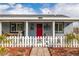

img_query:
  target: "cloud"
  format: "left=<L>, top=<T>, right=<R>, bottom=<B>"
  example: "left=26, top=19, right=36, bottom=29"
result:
left=1, top=3, right=79, bottom=18
left=0, top=4, right=36, bottom=14
left=0, top=4, right=10, bottom=14
left=40, top=3, right=79, bottom=18
left=40, top=8, right=53, bottom=14
left=54, top=3, right=79, bottom=18
left=0, top=4, right=10, bottom=10
left=8, top=3, right=16, bottom=8
left=40, top=4, right=55, bottom=14
left=8, top=4, right=36, bottom=14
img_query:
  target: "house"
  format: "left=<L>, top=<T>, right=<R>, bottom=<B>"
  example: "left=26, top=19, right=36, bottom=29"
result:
left=0, top=14, right=79, bottom=47
left=0, top=14, right=78, bottom=36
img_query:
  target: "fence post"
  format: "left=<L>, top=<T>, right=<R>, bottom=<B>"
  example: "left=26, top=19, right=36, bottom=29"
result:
left=27, top=36, right=30, bottom=47
left=55, top=36, right=57, bottom=47
left=62, top=36, right=64, bottom=47
left=42, top=36, right=44, bottom=47
left=10, top=36, right=11, bottom=47
left=24, top=36, right=28, bottom=47
left=29, top=36, right=31, bottom=47
left=73, top=39, right=75, bottom=48
left=60, top=36, right=63, bottom=47
left=6, top=37, right=8, bottom=47
left=14, top=36, right=16, bottom=47
left=22, top=36, right=24, bottom=47
left=1, top=38, right=3, bottom=47
left=34, top=36, right=35, bottom=47
left=53, top=36, right=55, bottom=47
left=70, top=39, right=73, bottom=48
left=32, top=36, right=34, bottom=47
left=37, top=36, right=39, bottom=47
left=75, top=40, right=77, bottom=48
left=12, top=36, right=14, bottom=47
left=77, top=41, right=79, bottom=47
left=48, top=36, right=49, bottom=47
left=17, top=36, right=19, bottom=47
left=50, top=36, right=53, bottom=47
left=65, top=36, right=67, bottom=48
left=35, top=36, right=37, bottom=47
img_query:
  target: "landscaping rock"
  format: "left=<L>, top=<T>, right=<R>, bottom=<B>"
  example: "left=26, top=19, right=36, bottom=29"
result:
left=48, top=48, right=79, bottom=56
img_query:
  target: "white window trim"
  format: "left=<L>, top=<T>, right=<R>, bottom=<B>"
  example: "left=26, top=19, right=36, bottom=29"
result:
left=55, top=22, right=64, bottom=33
left=10, top=23, right=23, bottom=32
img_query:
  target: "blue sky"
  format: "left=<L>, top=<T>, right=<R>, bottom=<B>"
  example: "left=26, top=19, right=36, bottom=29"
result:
left=0, top=3, right=79, bottom=17
left=3, top=3, right=56, bottom=14
left=0, top=3, right=56, bottom=14
left=21, top=3, right=56, bottom=13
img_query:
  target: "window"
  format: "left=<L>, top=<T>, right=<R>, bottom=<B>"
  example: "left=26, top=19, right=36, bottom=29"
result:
left=55, top=22, right=64, bottom=33
left=10, top=23, right=16, bottom=32
left=10, top=23, right=23, bottom=32
left=44, top=24, right=50, bottom=31
left=30, top=23, right=34, bottom=30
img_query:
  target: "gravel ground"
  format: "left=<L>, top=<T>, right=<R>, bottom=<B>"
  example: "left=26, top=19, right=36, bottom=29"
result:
left=48, top=48, right=79, bottom=56
left=5, top=47, right=32, bottom=56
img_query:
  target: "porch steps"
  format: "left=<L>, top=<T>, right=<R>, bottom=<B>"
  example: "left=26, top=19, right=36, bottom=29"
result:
left=30, top=48, right=50, bottom=56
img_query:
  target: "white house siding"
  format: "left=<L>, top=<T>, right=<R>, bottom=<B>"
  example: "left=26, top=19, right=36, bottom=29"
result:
left=2, top=22, right=10, bottom=34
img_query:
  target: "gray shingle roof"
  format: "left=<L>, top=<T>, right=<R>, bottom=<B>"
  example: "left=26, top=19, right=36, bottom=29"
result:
left=0, top=14, right=69, bottom=18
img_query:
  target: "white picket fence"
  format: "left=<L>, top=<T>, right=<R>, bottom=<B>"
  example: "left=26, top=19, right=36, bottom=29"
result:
left=0, top=36, right=79, bottom=48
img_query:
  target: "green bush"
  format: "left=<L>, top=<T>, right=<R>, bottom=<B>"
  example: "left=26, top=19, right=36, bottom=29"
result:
left=0, top=47, right=8, bottom=55
left=65, top=33, right=75, bottom=44
left=0, top=35, right=13, bottom=44
left=65, top=33, right=79, bottom=44
left=0, top=35, right=6, bottom=42
left=0, top=35, right=13, bottom=55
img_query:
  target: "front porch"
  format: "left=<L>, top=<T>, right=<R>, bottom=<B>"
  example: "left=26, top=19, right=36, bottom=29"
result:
left=1, top=22, right=54, bottom=36
left=0, top=21, right=79, bottom=47
left=0, top=21, right=73, bottom=36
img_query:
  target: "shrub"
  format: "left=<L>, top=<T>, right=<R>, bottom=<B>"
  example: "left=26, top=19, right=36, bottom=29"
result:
left=0, top=47, right=8, bottom=55
left=0, top=35, right=6, bottom=42
left=65, top=33, right=75, bottom=44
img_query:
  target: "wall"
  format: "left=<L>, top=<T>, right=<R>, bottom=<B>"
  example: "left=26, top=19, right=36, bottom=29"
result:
left=2, top=22, right=25, bottom=35
left=55, top=22, right=73, bottom=36
left=28, top=23, right=36, bottom=36
left=2, top=22, right=74, bottom=36
left=28, top=22, right=52, bottom=36
left=2, top=22, right=10, bottom=34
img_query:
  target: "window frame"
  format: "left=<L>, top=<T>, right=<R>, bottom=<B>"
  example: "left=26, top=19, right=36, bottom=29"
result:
left=55, top=22, right=64, bottom=33
left=10, top=22, right=23, bottom=33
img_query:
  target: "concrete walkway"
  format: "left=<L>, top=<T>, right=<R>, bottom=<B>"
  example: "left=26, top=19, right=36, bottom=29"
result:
left=30, top=48, right=50, bottom=56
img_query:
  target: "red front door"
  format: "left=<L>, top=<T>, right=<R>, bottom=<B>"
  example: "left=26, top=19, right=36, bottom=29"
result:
left=36, top=24, right=42, bottom=36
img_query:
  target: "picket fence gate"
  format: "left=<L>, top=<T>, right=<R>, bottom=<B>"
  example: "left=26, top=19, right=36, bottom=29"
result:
left=0, top=36, right=79, bottom=48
